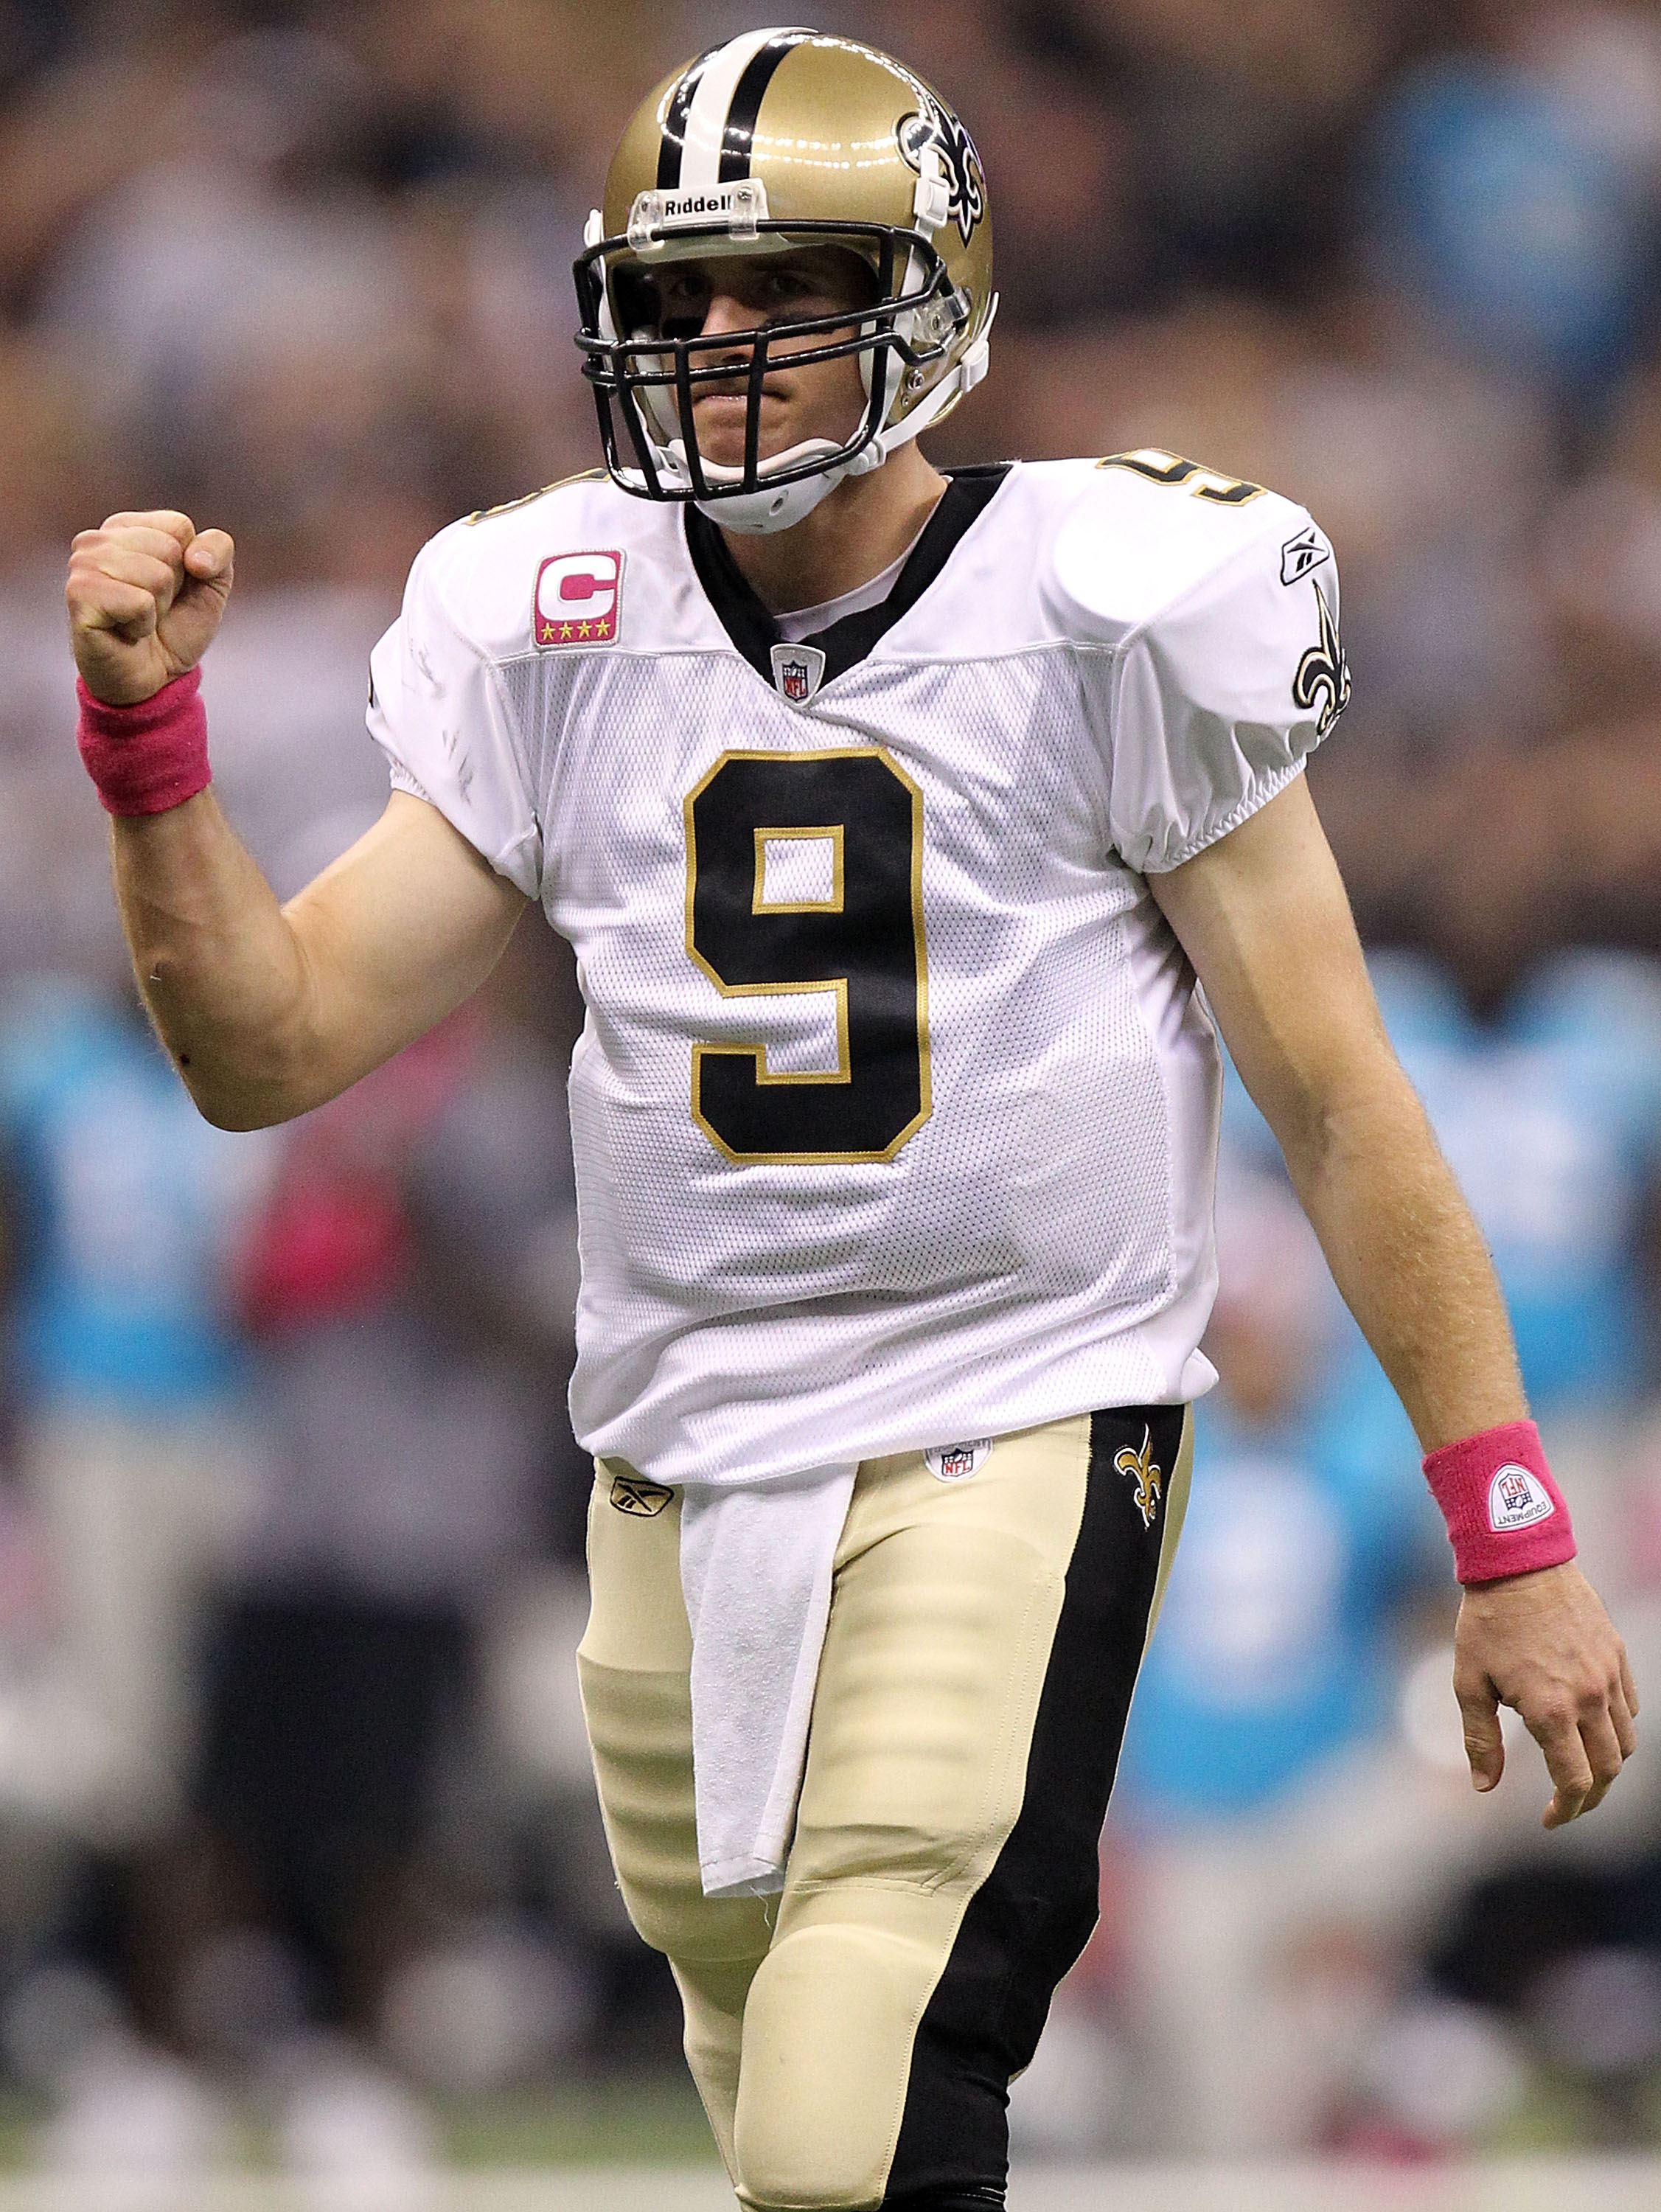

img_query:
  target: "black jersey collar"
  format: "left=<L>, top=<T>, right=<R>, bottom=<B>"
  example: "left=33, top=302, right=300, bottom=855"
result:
left=683, top=463, right=1012, bottom=691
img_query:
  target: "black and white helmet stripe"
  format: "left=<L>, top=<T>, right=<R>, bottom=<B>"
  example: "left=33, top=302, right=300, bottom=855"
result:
left=655, top=46, right=716, bottom=190
left=655, top=27, right=812, bottom=191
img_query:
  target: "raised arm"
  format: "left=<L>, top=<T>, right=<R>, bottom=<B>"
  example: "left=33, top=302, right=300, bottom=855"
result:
left=1150, top=773, right=1637, bottom=1825
left=67, top=510, right=526, bottom=1130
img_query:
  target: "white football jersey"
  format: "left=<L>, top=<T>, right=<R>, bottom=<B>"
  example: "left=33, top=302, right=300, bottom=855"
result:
left=366, top=455, right=1346, bottom=1488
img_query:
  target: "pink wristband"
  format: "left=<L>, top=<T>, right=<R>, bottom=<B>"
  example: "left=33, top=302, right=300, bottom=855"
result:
left=76, top=667, right=211, bottom=816
left=1422, top=1419, right=1576, bottom=1585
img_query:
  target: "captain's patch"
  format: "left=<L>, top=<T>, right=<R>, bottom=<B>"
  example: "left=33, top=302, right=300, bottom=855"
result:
left=536, top=549, right=623, bottom=649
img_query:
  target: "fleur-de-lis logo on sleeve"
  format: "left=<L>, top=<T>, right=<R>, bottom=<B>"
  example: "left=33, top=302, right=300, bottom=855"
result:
left=1292, top=582, right=1351, bottom=738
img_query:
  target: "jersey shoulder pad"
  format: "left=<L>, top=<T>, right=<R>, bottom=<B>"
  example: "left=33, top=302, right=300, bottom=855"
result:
left=1043, top=450, right=1320, bottom=647
left=411, top=473, right=666, bottom=663
left=462, top=467, right=610, bottom=529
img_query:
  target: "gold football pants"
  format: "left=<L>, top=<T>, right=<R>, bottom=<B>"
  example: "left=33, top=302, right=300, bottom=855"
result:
left=577, top=1405, right=1191, bottom=2212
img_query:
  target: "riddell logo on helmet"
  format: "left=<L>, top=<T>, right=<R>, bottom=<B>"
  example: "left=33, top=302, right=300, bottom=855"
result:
left=627, top=181, right=770, bottom=243
left=665, top=192, right=740, bottom=218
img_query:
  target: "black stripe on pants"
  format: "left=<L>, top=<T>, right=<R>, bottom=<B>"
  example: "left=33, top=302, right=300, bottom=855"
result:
left=880, top=1401, right=1185, bottom=2208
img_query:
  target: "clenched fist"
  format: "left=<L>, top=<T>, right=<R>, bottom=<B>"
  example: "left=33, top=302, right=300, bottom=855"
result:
left=66, top=510, right=234, bottom=706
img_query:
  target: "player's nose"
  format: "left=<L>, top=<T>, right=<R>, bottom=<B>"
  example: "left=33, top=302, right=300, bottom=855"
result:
left=699, top=290, right=759, bottom=341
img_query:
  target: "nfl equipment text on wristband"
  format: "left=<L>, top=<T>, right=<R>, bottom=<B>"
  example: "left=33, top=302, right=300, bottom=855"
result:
left=75, top=667, right=212, bottom=816
left=1422, top=1419, right=1576, bottom=1585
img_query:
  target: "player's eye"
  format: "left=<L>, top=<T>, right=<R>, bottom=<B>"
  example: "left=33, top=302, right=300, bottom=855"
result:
left=753, top=276, right=839, bottom=333
left=659, top=276, right=711, bottom=322
left=762, top=270, right=823, bottom=314
left=618, top=263, right=716, bottom=333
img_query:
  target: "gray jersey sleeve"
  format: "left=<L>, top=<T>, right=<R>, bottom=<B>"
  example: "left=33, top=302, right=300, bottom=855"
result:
left=1107, top=517, right=1345, bottom=876
left=366, top=524, right=544, bottom=897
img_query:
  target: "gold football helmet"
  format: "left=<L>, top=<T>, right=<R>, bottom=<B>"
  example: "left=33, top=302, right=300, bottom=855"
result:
left=574, top=27, right=997, bottom=532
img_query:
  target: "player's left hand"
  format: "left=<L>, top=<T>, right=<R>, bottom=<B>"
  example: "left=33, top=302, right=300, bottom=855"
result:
left=1454, top=1560, right=1637, bottom=1828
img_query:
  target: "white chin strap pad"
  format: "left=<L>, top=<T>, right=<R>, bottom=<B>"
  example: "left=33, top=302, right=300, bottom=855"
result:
left=681, top=437, right=856, bottom=535
left=699, top=472, right=846, bottom=535
left=679, top=296, right=1000, bottom=537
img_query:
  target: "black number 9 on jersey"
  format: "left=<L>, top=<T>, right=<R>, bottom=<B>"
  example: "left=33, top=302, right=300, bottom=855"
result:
left=683, top=749, right=931, bottom=1164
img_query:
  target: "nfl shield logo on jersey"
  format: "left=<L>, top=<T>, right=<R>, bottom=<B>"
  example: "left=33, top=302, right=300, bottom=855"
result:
left=769, top=641, right=826, bottom=705
left=924, top=1439, right=991, bottom=1483
left=534, top=550, right=623, bottom=649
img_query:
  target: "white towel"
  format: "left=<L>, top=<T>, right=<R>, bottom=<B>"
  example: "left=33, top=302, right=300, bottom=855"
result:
left=678, top=1463, right=858, bottom=1898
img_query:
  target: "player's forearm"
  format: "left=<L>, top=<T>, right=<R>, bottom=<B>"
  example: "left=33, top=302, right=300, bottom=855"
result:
left=110, top=792, right=324, bottom=1129
left=1278, top=1059, right=1526, bottom=1450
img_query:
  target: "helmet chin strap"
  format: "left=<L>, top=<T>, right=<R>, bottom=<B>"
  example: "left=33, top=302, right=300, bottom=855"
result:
left=691, top=438, right=884, bottom=535
left=678, top=439, right=846, bottom=534
left=686, top=307, right=996, bottom=537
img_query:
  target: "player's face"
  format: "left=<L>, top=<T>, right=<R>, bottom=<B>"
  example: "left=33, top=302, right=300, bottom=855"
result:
left=641, top=246, right=877, bottom=468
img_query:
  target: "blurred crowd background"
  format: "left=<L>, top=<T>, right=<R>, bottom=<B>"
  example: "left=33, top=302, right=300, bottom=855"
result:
left=2, top=0, right=1661, bottom=2186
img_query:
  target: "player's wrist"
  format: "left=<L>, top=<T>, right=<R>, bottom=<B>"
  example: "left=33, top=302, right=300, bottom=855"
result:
left=75, top=666, right=212, bottom=817
left=1423, top=1416, right=1576, bottom=1585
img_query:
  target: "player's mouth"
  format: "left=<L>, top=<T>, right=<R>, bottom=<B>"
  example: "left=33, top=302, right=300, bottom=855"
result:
left=693, top=383, right=789, bottom=413
left=689, top=378, right=795, bottom=438
left=694, top=355, right=793, bottom=400
left=689, top=390, right=807, bottom=469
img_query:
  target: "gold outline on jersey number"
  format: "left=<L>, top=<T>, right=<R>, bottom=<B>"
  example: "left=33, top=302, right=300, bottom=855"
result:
left=683, top=746, right=932, bottom=1166
left=1096, top=448, right=1265, bottom=506
left=751, top=824, right=846, bottom=915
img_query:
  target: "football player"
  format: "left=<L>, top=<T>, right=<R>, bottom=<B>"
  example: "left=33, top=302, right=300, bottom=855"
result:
left=66, top=28, right=1635, bottom=2212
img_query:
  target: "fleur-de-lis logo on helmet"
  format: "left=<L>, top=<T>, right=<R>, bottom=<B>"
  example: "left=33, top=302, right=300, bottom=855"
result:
left=897, top=94, right=987, bottom=246
left=1292, top=582, right=1352, bottom=739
